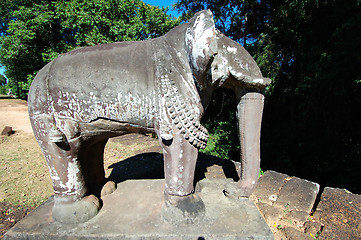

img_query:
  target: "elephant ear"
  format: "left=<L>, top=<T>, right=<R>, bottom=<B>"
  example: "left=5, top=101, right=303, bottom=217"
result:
left=185, top=10, right=217, bottom=78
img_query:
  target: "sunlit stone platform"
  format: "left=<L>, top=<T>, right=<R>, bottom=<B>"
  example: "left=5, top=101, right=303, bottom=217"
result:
left=5, top=179, right=273, bottom=240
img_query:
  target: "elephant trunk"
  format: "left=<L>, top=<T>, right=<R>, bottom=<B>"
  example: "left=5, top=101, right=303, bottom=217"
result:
left=236, top=91, right=265, bottom=197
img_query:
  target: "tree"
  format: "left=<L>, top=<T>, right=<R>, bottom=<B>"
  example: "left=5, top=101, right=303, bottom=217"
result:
left=175, top=0, right=361, bottom=193
left=259, top=0, right=361, bottom=193
left=0, top=74, right=6, bottom=86
left=0, top=73, right=7, bottom=94
left=0, top=0, right=179, bottom=99
left=175, top=0, right=269, bottom=45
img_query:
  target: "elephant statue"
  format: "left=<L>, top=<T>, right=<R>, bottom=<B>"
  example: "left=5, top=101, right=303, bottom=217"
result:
left=28, top=10, right=270, bottom=224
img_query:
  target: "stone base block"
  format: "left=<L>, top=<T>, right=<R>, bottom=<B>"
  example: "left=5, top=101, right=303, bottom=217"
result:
left=5, top=179, right=273, bottom=240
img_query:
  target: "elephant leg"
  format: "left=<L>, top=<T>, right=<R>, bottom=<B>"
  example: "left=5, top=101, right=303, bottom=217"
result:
left=39, top=137, right=101, bottom=223
left=30, top=116, right=102, bottom=223
left=235, top=91, right=265, bottom=197
left=159, top=132, right=205, bottom=224
left=51, top=137, right=116, bottom=223
left=80, top=139, right=116, bottom=197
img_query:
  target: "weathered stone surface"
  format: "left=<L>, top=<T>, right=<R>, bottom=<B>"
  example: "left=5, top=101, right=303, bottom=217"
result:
left=282, top=226, right=314, bottom=240
left=282, top=210, right=309, bottom=227
left=5, top=179, right=274, bottom=240
left=274, top=177, right=319, bottom=213
left=6, top=166, right=361, bottom=239
left=256, top=202, right=285, bottom=227
left=251, top=171, right=289, bottom=205
left=1, top=126, right=14, bottom=136
left=273, top=230, right=287, bottom=240
left=314, top=187, right=361, bottom=240
left=243, top=171, right=361, bottom=239
left=251, top=171, right=322, bottom=239
left=303, top=220, right=322, bottom=238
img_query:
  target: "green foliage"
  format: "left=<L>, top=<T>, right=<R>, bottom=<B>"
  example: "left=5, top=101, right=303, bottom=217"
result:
left=200, top=121, right=239, bottom=160
left=0, top=74, right=8, bottom=94
left=18, top=72, right=37, bottom=94
left=0, top=0, right=180, bottom=99
left=174, top=0, right=268, bottom=47
left=200, top=88, right=240, bottom=161
left=0, top=85, right=8, bottom=95
left=56, top=0, right=179, bottom=45
left=0, top=74, right=6, bottom=86
left=260, top=0, right=361, bottom=193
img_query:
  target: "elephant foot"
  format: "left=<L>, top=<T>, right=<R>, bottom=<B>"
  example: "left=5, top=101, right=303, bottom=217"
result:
left=224, top=180, right=256, bottom=198
left=52, top=195, right=100, bottom=224
left=100, top=180, right=117, bottom=197
left=161, top=193, right=205, bottom=225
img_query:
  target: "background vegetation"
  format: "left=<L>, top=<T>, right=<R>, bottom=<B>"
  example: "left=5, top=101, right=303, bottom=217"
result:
left=176, top=0, right=361, bottom=193
left=0, top=0, right=179, bottom=98
left=0, top=74, right=7, bottom=94
left=1, top=0, right=360, bottom=193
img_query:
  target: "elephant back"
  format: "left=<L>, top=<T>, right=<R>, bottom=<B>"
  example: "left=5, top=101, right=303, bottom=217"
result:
left=45, top=40, right=158, bottom=128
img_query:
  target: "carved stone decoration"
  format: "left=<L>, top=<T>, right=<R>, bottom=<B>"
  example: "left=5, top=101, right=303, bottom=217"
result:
left=159, top=74, right=208, bottom=149
left=28, top=10, right=271, bottom=225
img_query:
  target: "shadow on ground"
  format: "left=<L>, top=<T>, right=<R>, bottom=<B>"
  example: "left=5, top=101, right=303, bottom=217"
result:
left=0, top=95, right=15, bottom=99
left=107, top=152, right=240, bottom=184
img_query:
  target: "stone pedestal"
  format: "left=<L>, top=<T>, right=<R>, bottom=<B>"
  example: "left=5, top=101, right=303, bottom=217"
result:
left=5, top=179, right=273, bottom=240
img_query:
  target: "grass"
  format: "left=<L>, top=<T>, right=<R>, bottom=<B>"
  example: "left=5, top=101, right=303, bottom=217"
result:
left=0, top=133, right=52, bottom=207
left=0, top=131, right=160, bottom=208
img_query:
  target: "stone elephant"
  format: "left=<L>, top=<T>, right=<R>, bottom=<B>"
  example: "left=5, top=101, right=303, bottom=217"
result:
left=28, top=10, right=270, bottom=224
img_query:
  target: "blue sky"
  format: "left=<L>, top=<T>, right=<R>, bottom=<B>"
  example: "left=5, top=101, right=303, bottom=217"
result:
left=143, top=0, right=179, bottom=17
left=0, top=65, right=5, bottom=78
left=0, top=0, right=179, bottom=78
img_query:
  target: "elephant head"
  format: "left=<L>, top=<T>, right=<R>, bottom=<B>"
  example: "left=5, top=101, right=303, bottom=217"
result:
left=159, top=10, right=271, bottom=223
left=183, top=10, right=271, bottom=197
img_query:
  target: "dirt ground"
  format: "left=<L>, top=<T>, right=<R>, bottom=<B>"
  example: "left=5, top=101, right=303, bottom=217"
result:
left=0, top=98, right=33, bottom=134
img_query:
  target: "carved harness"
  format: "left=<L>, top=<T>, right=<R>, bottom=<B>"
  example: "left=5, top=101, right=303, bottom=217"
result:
left=152, top=37, right=208, bottom=149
